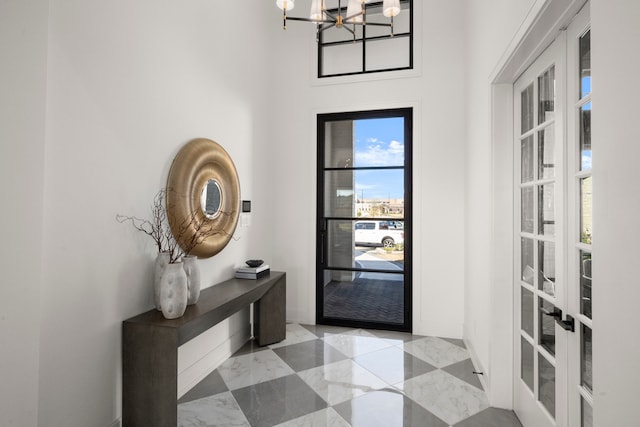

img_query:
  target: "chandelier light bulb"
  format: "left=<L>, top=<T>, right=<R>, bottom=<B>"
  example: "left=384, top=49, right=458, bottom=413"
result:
left=346, top=0, right=364, bottom=23
left=276, top=0, right=295, bottom=11
left=309, top=0, right=326, bottom=21
left=383, top=0, right=400, bottom=17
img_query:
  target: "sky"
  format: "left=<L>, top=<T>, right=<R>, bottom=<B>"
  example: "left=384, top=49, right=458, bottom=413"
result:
left=353, top=117, right=405, bottom=200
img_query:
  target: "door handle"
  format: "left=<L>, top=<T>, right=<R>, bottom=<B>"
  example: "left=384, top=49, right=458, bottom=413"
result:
left=540, top=307, right=575, bottom=332
left=540, top=307, right=561, bottom=318
left=558, top=314, right=575, bottom=332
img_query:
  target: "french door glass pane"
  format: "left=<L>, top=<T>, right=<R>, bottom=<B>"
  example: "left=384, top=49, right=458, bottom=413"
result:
left=522, top=287, right=534, bottom=337
left=538, top=125, right=556, bottom=179
left=324, top=169, right=405, bottom=217
left=324, top=171, right=356, bottom=218
left=580, top=177, right=593, bottom=244
left=522, top=135, right=535, bottom=182
left=323, top=118, right=408, bottom=168
left=521, top=337, right=534, bottom=392
left=521, top=238, right=534, bottom=285
left=354, top=117, right=405, bottom=167
left=580, top=251, right=592, bottom=318
left=538, top=241, right=555, bottom=297
left=538, top=66, right=555, bottom=124
left=580, top=30, right=591, bottom=99
left=580, top=102, right=592, bottom=171
left=522, top=187, right=534, bottom=233
left=325, top=220, right=357, bottom=269
left=582, top=398, right=593, bottom=427
left=521, top=84, right=534, bottom=134
left=539, top=354, right=556, bottom=418
left=582, top=324, right=593, bottom=392
left=539, top=297, right=556, bottom=356
left=324, top=120, right=355, bottom=168
left=323, top=270, right=405, bottom=324
left=538, top=183, right=555, bottom=236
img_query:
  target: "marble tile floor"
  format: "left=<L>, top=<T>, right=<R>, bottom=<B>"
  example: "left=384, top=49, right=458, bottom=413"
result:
left=177, top=323, right=523, bottom=427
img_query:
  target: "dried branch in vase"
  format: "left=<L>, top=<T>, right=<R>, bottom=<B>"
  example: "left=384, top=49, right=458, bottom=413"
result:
left=117, top=188, right=180, bottom=263
left=118, top=188, right=233, bottom=263
left=166, top=204, right=233, bottom=257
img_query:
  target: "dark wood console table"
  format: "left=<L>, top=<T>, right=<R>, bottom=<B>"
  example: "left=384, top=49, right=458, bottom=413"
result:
left=122, top=271, right=286, bottom=427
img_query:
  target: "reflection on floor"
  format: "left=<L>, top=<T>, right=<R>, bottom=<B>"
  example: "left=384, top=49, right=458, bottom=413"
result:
left=178, top=324, right=523, bottom=427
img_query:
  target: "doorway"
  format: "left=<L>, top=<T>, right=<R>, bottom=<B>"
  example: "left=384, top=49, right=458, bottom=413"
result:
left=316, top=108, right=412, bottom=332
left=512, top=5, right=592, bottom=426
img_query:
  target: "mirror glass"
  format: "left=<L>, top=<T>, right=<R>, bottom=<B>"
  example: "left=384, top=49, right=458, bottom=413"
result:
left=201, top=179, right=222, bottom=219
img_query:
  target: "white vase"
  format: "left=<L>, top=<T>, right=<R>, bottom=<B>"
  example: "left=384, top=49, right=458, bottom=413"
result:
left=153, top=252, right=171, bottom=311
left=183, top=255, right=201, bottom=305
left=159, top=262, right=188, bottom=319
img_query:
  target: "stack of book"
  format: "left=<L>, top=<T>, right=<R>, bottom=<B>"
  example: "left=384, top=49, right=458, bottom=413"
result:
left=235, top=264, right=270, bottom=280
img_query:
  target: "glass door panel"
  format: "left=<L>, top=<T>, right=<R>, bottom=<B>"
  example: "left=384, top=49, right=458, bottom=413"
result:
left=538, top=125, right=556, bottom=179
left=538, top=184, right=555, bottom=236
left=570, top=17, right=593, bottom=427
left=514, top=6, right=591, bottom=427
left=539, top=297, right=556, bottom=355
left=538, top=241, right=556, bottom=297
left=317, top=109, right=412, bottom=332
left=514, top=37, right=564, bottom=427
left=539, top=354, right=556, bottom=417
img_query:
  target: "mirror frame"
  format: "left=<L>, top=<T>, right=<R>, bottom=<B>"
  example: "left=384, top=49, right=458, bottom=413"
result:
left=166, top=138, right=240, bottom=258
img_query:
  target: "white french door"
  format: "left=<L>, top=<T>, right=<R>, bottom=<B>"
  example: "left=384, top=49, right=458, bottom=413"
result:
left=514, top=35, right=567, bottom=427
left=513, top=4, right=591, bottom=427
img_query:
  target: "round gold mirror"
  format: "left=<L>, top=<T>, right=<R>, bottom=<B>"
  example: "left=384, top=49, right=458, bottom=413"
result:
left=166, top=138, right=240, bottom=258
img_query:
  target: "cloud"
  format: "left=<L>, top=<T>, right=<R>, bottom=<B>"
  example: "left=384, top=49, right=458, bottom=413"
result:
left=356, top=139, right=404, bottom=166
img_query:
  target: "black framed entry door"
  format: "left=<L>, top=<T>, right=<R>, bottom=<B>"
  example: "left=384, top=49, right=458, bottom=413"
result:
left=316, top=108, right=412, bottom=332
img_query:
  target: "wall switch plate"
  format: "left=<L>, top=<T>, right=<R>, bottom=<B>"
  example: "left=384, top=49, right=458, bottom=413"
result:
left=242, top=200, right=251, bottom=212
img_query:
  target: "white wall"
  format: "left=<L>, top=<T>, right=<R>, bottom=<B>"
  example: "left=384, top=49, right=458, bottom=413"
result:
left=463, top=0, right=538, bottom=406
left=268, top=0, right=468, bottom=338
left=591, top=1, right=640, bottom=424
left=0, top=1, right=49, bottom=425
left=33, top=1, right=272, bottom=426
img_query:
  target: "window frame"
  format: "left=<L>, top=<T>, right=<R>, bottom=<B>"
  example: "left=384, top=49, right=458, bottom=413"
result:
left=317, top=0, right=413, bottom=78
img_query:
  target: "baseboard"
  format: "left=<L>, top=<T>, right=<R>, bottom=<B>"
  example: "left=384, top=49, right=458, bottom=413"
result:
left=464, top=337, right=490, bottom=401
left=177, top=321, right=251, bottom=398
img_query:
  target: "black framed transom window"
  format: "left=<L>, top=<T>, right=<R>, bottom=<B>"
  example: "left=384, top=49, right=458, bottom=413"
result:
left=318, top=0, right=413, bottom=78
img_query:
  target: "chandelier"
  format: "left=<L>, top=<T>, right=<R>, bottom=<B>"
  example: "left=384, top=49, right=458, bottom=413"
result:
left=276, top=0, right=402, bottom=41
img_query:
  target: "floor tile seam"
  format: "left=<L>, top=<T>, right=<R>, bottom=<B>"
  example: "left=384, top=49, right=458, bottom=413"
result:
left=274, top=407, right=350, bottom=427
left=349, top=356, right=412, bottom=394
left=295, top=359, right=404, bottom=408
left=441, top=363, right=486, bottom=392
left=437, top=367, right=488, bottom=394
left=403, top=347, right=472, bottom=369
left=225, top=390, right=253, bottom=427
left=398, top=368, right=491, bottom=421
left=398, top=386, right=482, bottom=427
left=222, top=349, right=296, bottom=391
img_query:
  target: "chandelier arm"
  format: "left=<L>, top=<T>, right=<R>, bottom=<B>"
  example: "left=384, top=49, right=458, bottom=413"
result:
left=323, top=9, right=338, bottom=20
left=285, top=16, right=336, bottom=25
left=360, top=21, right=392, bottom=27
left=317, top=22, right=338, bottom=33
